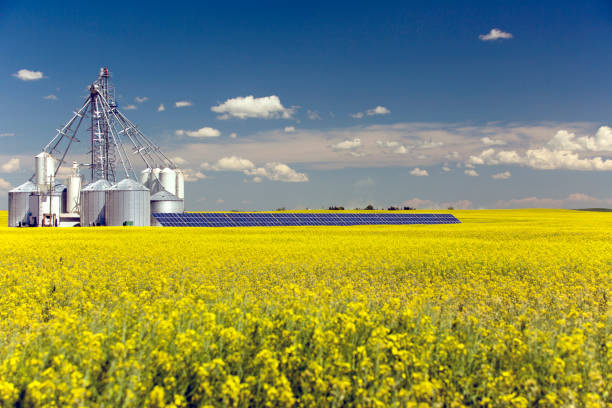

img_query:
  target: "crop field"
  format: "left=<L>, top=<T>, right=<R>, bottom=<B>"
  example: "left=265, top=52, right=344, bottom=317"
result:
left=0, top=209, right=611, bottom=407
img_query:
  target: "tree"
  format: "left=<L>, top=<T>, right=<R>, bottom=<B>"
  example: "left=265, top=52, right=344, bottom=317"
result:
left=364, top=204, right=375, bottom=210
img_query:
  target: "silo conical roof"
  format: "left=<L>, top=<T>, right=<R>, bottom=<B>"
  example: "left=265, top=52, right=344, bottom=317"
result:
left=82, top=179, right=112, bottom=191
left=10, top=180, right=37, bottom=193
left=151, top=189, right=182, bottom=202
left=109, top=178, right=149, bottom=191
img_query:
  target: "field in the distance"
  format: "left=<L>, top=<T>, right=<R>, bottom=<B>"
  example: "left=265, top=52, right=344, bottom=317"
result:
left=0, top=209, right=611, bottom=407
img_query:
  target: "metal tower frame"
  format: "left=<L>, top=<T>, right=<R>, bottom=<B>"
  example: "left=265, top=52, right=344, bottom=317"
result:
left=42, top=67, right=175, bottom=183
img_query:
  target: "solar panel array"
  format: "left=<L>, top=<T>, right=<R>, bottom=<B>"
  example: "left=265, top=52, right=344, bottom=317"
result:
left=152, top=213, right=460, bottom=227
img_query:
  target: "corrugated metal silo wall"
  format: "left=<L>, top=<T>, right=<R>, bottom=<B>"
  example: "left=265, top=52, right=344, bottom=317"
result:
left=105, top=190, right=150, bottom=226
left=80, top=190, right=107, bottom=226
left=150, top=200, right=184, bottom=226
left=8, top=192, right=30, bottom=227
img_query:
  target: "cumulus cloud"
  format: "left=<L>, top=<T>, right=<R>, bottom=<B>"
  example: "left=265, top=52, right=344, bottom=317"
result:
left=481, top=136, right=506, bottom=146
left=284, top=126, right=296, bottom=133
left=1, top=158, right=20, bottom=173
left=479, top=28, right=513, bottom=41
left=410, top=168, right=428, bottom=176
left=135, top=96, right=148, bottom=103
left=468, top=127, right=612, bottom=171
left=175, top=101, right=192, bottom=108
left=376, top=140, right=409, bottom=154
left=492, top=171, right=511, bottom=180
left=13, top=69, right=44, bottom=81
left=175, top=127, right=221, bottom=138
left=0, top=178, right=11, bottom=190
left=43, top=94, right=57, bottom=100
left=331, top=138, right=361, bottom=151
left=182, top=168, right=207, bottom=182
left=172, top=157, right=187, bottom=165
left=229, top=132, right=237, bottom=139
left=367, top=106, right=391, bottom=116
left=123, top=104, right=137, bottom=110
left=351, top=112, right=364, bottom=119
left=202, top=155, right=308, bottom=182
left=211, top=95, right=294, bottom=119
left=465, top=169, right=479, bottom=177
left=158, top=104, right=165, bottom=112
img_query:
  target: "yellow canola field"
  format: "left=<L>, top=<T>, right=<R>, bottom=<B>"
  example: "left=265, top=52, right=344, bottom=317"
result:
left=0, top=209, right=611, bottom=407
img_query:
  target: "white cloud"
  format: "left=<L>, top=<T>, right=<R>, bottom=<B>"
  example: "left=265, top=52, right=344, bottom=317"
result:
left=1, top=158, right=20, bottom=173
left=481, top=136, right=506, bottom=146
left=43, top=94, right=57, bottom=100
left=307, top=110, right=321, bottom=120
left=202, top=156, right=255, bottom=171
left=245, top=162, right=308, bottom=182
left=203, top=155, right=308, bottom=182
left=376, top=140, right=408, bottom=154
left=545, top=126, right=612, bottom=152
left=479, top=28, right=513, bottom=41
left=0, top=178, right=11, bottom=190
left=394, top=145, right=408, bottom=154
left=135, top=96, right=148, bottom=103
left=331, top=138, right=361, bottom=151
left=211, top=95, right=294, bottom=119
left=546, top=130, right=584, bottom=151
left=0, top=133, right=15, bottom=137
left=123, top=104, right=137, bottom=110
left=410, top=168, right=428, bottom=176
left=175, top=127, right=221, bottom=138
left=492, top=171, right=511, bottom=180
left=182, top=168, right=207, bottom=182
left=351, top=112, right=364, bottom=119
left=172, top=157, right=187, bottom=165
left=229, top=132, right=237, bottom=139
left=252, top=176, right=262, bottom=183
left=284, top=126, right=296, bottom=133
left=158, top=104, right=165, bottom=112
left=367, top=106, right=390, bottom=116
left=465, top=169, right=479, bottom=177
left=13, top=69, right=44, bottom=81
left=175, top=101, right=193, bottom=108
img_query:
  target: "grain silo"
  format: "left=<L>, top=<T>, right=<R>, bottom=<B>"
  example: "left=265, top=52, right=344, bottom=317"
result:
left=150, top=190, right=184, bottom=226
left=80, top=179, right=112, bottom=226
left=8, top=181, right=37, bottom=227
left=105, top=178, right=150, bottom=226
left=175, top=169, right=185, bottom=199
left=160, top=168, right=176, bottom=196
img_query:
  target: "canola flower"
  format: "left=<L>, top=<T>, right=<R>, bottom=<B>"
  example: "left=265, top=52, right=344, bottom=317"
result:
left=0, top=209, right=611, bottom=407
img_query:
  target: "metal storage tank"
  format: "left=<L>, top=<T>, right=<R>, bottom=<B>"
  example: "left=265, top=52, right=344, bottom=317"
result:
left=150, top=190, right=184, bottom=226
left=105, top=178, right=150, bottom=226
left=175, top=169, right=185, bottom=199
left=80, top=179, right=112, bottom=226
left=66, top=174, right=82, bottom=213
left=140, top=168, right=152, bottom=189
left=35, top=152, right=56, bottom=193
left=160, top=168, right=176, bottom=196
left=8, top=181, right=37, bottom=227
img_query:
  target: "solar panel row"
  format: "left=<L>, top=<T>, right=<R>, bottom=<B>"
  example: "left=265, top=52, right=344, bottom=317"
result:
left=152, top=213, right=461, bottom=227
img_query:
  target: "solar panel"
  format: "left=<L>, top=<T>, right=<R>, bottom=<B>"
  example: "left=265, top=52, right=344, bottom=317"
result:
left=151, top=213, right=461, bottom=227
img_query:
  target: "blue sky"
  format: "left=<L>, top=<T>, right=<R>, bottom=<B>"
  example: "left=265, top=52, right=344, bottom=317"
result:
left=1, top=1, right=611, bottom=210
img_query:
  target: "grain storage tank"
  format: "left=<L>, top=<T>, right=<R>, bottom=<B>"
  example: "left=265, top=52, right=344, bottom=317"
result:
left=80, top=179, right=112, bottom=226
left=150, top=190, right=184, bottom=226
left=140, top=168, right=152, bottom=189
left=175, top=169, right=185, bottom=199
left=35, top=152, right=56, bottom=193
left=105, top=178, right=150, bottom=226
left=8, top=181, right=36, bottom=227
left=160, top=168, right=176, bottom=196
left=66, top=173, right=82, bottom=214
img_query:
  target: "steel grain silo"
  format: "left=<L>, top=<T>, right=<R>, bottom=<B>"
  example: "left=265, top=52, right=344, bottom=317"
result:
left=150, top=189, right=184, bottom=226
left=8, top=181, right=37, bottom=227
left=105, top=179, right=150, bottom=226
left=80, top=179, right=112, bottom=226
